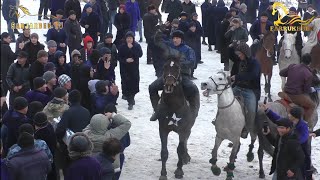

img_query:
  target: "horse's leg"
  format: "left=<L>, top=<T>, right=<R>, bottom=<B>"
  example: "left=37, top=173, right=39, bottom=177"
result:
left=225, top=140, right=240, bottom=180
left=159, top=129, right=169, bottom=180
left=267, top=75, right=273, bottom=102
left=258, top=134, right=266, bottom=178
left=264, top=75, right=268, bottom=95
left=174, top=131, right=190, bottom=179
left=182, top=134, right=191, bottom=165
left=281, top=77, right=286, bottom=91
left=247, top=132, right=257, bottom=162
left=210, top=136, right=223, bottom=176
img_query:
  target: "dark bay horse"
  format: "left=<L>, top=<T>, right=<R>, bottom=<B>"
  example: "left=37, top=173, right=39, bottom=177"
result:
left=156, top=55, right=200, bottom=180
left=251, top=32, right=276, bottom=102
left=310, top=43, right=320, bottom=72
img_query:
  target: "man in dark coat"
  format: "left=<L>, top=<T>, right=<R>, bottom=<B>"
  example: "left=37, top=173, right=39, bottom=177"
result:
left=181, top=0, right=196, bottom=19
left=64, top=10, right=82, bottom=60
left=163, top=0, right=183, bottom=22
left=178, top=12, right=190, bottom=33
left=64, top=0, right=82, bottom=21
left=21, top=33, right=45, bottom=65
left=213, top=0, right=228, bottom=52
left=185, top=22, right=201, bottom=79
left=249, top=12, right=273, bottom=41
left=200, top=0, right=211, bottom=45
left=114, top=5, right=131, bottom=48
left=2, top=97, right=29, bottom=157
left=46, top=20, right=67, bottom=53
left=118, top=31, right=143, bottom=110
left=50, top=0, right=66, bottom=20
left=6, top=51, right=30, bottom=106
left=143, top=5, right=159, bottom=64
left=1, top=33, right=17, bottom=98
left=80, top=3, right=101, bottom=46
left=97, top=33, right=118, bottom=67
left=206, top=0, right=218, bottom=51
left=24, top=77, right=50, bottom=106
left=15, top=26, right=31, bottom=53
left=264, top=118, right=305, bottom=180
left=38, top=0, right=50, bottom=20
left=29, top=50, right=48, bottom=90
left=2, top=0, right=18, bottom=42
left=244, top=0, right=259, bottom=24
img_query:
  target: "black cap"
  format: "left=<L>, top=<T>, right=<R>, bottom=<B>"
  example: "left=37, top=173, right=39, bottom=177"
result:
left=56, top=9, right=64, bottom=15
left=33, top=112, right=48, bottom=127
left=179, top=11, right=188, bottom=17
left=19, top=123, right=34, bottom=135
left=69, top=10, right=76, bottom=16
left=1, top=32, right=10, bottom=40
left=105, top=33, right=113, bottom=39
left=33, top=77, right=46, bottom=89
left=171, top=30, right=184, bottom=40
left=104, top=104, right=117, bottom=113
left=18, top=51, right=29, bottom=58
left=277, top=118, right=293, bottom=128
left=260, top=11, right=269, bottom=17
left=54, top=87, right=68, bottom=98
left=14, top=97, right=28, bottom=111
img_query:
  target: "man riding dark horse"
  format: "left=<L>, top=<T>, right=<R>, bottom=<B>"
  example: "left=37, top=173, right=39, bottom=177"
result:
left=149, top=30, right=199, bottom=121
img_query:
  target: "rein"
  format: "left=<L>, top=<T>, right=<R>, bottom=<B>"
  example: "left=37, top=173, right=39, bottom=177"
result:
left=209, top=76, right=236, bottom=109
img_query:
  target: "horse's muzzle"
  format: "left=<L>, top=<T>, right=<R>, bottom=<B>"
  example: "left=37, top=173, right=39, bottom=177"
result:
left=201, top=83, right=207, bottom=90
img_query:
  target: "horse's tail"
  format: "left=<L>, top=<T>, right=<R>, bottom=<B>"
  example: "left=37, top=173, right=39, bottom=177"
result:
left=255, top=110, right=274, bottom=156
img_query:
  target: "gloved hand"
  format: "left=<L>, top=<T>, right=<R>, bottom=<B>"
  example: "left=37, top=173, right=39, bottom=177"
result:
left=310, top=87, right=316, bottom=93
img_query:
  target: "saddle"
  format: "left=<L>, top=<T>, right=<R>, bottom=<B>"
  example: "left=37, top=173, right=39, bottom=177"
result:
left=276, top=92, right=296, bottom=112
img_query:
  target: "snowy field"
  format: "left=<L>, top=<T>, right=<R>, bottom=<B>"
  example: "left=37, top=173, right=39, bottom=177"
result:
left=1, top=0, right=319, bottom=179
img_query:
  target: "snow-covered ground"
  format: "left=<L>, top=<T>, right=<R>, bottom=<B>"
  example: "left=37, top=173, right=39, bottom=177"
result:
left=1, top=0, right=319, bottom=179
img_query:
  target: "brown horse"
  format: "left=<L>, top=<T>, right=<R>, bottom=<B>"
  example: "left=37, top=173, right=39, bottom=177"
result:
left=310, top=43, right=320, bottom=72
left=251, top=32, right=276, bottom=102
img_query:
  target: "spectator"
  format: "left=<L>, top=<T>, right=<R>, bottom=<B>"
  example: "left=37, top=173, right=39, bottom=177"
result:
left=310, top=128, right=320, bottom=137
left=64, top=10, right=82, bottom=59
left=298, top=0, right=308, bottom=17
left=206, top=0, right=217, bottom=51
left=64, top=0, right=82, bottom=21
left=21, top=33, right=45, bottom=65
left=15, top=26, right=31, bottom=53
left=303, top=5, right=318, bottom=37
left=43, top=87, right=69, bottom=125
left=125, top=0, right=141, bottom=34
left=200, top=0, right=212, bottom=45
left=65, top=132, right=102, bottom=180
left=213, top=0, right=228, bottom=53
left=79, top=35, right=95, bottom=62
left=77, top=62, right=93, bottom=110
left=6, top=51, right=30, bottom=106
left=69, top=50, right=86, bottom=90
left=143, top=5, right=159, bottom=64
left=54, top=50, right=70, bottom=77
left=190, top=12, right=203, bottom=63
left=118, top=31, right=143, bottom=110
left=1, top=97, right=29, bottom=157
left=238, top=3, right=248, bottom=31
left=26, top=101, right=44, bottom=120
left=178, top=12, right=190, bottom=33
left=258, top=0, right=269, bottom=17
left=44, top=62, right=57, bottom=74
left=107, top=0, right=120, bottom=33
left=46, top=40, right=58, bottom=63
left=95, top=47, right=116, bottom=82
left=38, top=0, right=50, bottom=20
left=96, top=33, right=118, bottom=67
left=50, top=0, right=66, bottom=20
left=164, top=0, right=183, bottom=22
left=264, top=118, right=305, bottom=180
left=113, top=5, right=131, bottom=48
left=46, top=20, right=67, bottom=53
left=58, top=74, right=72, bottom=91
left=51, top=9, right=66, bottom=25
left=86, top=49, right=100, bottom=73
left=7, top=132, right=51, bottom=180
left=25, top=77, right=50, bottom=106
left=185, top=22, right=201, bottom=80
left=2, top=0, right=18, bottom=42
left=43, top=70, right=57, bottom=98
left=181, top=0, right=196, bottom=19
left=80, top=4, right=101, bottom=46
left=244, top=0, right=259, bottom=24
left=94, top=138, right=122, bottom=180
left=1, top=32, right=17, bottom=99
left=29, top=50, right=48, bottom=89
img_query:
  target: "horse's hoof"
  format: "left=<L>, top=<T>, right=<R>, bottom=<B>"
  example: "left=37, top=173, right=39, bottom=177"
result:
left=174, top=169, right=184, bottom=179
left=226, top=171, right=234, bottom=180
left=159, top=175, right=167, bottom=180
left=211, top=166, right=221, bottom=176
left=174, top=174, right=183, bottom=179
left=246, top=152, right=254, bottom=162
left=259, top=173, right=265, bottom=179
left=228, top=143, right=233, bottom=148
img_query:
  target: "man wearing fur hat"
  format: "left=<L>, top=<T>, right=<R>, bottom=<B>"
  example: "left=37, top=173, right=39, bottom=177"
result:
left=230, top=42, right=261, bottom=138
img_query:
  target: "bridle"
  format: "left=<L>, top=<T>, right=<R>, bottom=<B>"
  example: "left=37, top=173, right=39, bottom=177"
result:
left=209, top=75, right=235, bottom=109
left=164, top=64, right=181, bottom=84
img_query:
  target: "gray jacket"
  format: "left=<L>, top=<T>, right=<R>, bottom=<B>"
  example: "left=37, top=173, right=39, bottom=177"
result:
left=6, top=62, right=30, bottom=92
left=225, top=26, right=249, bottom=43
left=64, top=18, right=82, bottom=48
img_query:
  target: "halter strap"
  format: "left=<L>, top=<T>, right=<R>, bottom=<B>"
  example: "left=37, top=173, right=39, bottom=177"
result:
left=218, top=96, right=236, bottom=109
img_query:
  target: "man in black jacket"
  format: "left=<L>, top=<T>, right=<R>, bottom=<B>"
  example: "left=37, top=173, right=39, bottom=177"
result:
left=263, top=118, right=305, bottom=180
left=64, top=11, right=82, bottom=59
left=29, top=50, right=48, bottom=90
left=64, top=0, right=82, bottom=21
left=143, top=5, right=159, bottom=64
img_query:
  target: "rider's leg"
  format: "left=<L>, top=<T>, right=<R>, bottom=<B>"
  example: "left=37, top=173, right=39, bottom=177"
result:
left=149, top=78, right=165, bottom=121
left=295, top=35, right=303, bottom=59
left=181, top=76, right=200, bottom=117
left=288, top=94, right=316, bottom=127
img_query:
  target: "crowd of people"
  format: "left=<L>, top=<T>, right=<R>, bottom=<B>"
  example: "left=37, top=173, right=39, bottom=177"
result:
left=1, top=0, right=320, bottom=179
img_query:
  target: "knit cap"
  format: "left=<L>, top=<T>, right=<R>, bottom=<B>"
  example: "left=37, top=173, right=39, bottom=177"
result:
left=58, top=74, right=71, bottom=87
left=47, top=40, right=57, bottom=48
left=99, top=47, right=111, bottom=56
left=33, top=112, right=48, bottom=127
left=68, top=132, right=93, bottom=159
left=37, top=50, right=48, bottom=59
left=54, top=87, right=68, bottom=98
left=171, top=19, right=179, bottom=25
left=235, top=42, right=251, bottom=58
left=289, top=106, right=303, bottom=119
left=43, top=71, right=56, bottom=82
left=14, top=97, right=28, bottom=110
left=277, top=118, right=293, bottom=128
left=30, top=33, right=39, bottom=39
left=33, top=77, right=46, bottom=89
left=240, top=3, right=247, bottom=10
left=44, top=62, right=56, bottom=72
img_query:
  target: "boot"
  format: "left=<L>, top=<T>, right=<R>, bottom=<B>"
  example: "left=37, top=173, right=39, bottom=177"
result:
left=198, top=61, right=204, bottom=64
left=186, top=93, right=200, bottom=117
left=43, top=16, right=49, bottom=20
left=150, top=95, right=160, bottom=121
left=122, top=95, right=127, bottom=100
left=208, top=45, right=212, bottom=51
left=139, top=38, right=143, bottom=42
left=38, top=16, right=42, bottom=21
left=127, top=96, right=134, bottom=110
left=128, top=104, right=133, bottom=110
left=202, top=40, right=208, bottom=45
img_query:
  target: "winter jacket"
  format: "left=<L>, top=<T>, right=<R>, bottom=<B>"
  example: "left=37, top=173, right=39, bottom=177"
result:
left=69, top=63, right=85, bottom=90
left=178, top=19, right=190, bottom=33
left=225, top=26, right=249, bottom=43
left=46, top=28, right=67, bottom=52
left=201, top=1, right=211, bottom=37
left=114, top=12, right=131, bottom=47
left=238, top=11, right=248, bottom=30
left=118, top=41, right=143, bottom=96
left=143, top=12, right=159, bottom=40
left=22, top=41, right=45, bottom=64
left=164, top=0, right=183, bottom=22
left=65, top=156, right=102, bottom=180
left=125, top=0, right=141, bottom=32
left=96, top=43, right=118, bottom=67
left=258, top=0, right=269, bottom=17
left=280, top=64, right=313, bottom=95
left=48, top=51, right=56, bottom=63
left=7, top=147, right=51, bottom=180
left=24, top=90, right=50, bottom=106
left=34, top=124, right=57, bottom=156
left=185, top=29, right=201, bottom=63
left=43, top=97, right=69, bottom=125
left=265, top=109, right=309, bottom=144
left=79, top=35, right=95, bottom=62
left=29, top=60, right=45, bottom=89
left=1, top=41, right=17, bottom=94
left=266, top=132, right=305, bottom=180
left=94, top=153, right=115, bottom=180
left=90, top=92, right=116, bottom=115
left=80, top=7, right=101, bottom=40
left=2, top=109, right=30, bottom=156
left=95, top=59, right=116, bottom=82
left=244, top=0, right=259, bottom=23
left=234, top=57, right=261, bottom=91
left=50, top=0, right=66, bottom=15
left=15, top=34, right=31, bottom=53
left=54, top=50, right=70, bottom=77
left=249, top=20, right=273, bottom=40
left=83, top=114, right=131, bottom=153
left=6, top=62, right=30, bottom=94
left=64, top=0, right=81, bottom=20
left=64, top=18, right=82, bottom=49
left=108, top=0, right=119, bottom=11
left=2, top=0, right=17, bottom=21
left=77, top=64, right=92, bottom=110
left=181, top=1, right=196, bottom=19
left=210, top=1, right=228, bottom=47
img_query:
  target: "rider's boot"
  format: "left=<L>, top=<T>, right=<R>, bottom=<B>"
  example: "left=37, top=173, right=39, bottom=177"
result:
left=150, top=95, right=160, bottom=121
left=186, top=93, right=200, bottom=117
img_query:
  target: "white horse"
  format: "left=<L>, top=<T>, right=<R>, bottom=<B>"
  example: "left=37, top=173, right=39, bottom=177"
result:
left=201, top=71, right=257, bottom=180
left=302, top=18, right=320, bottom=55
left=278, top=32, right=301, bottom=89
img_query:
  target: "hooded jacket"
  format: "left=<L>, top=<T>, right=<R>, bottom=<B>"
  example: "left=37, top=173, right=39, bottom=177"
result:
left=79, top=35, right=94, bottom=62
left=43, top=97, right=69, bottom=125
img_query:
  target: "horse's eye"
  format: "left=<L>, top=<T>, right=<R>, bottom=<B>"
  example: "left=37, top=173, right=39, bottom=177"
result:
left=219, top=78, right=223, bottom=80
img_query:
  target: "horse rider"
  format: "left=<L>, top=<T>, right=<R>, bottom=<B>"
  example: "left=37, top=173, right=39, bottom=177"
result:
left=149, top=30, right=199, bottom=121
left=278, top=7, right=303, bottom=58
left=279, top=53, right=317, bottom=128
left=224, top=18, right=249, bottom=77
left=230, top=42, right=261, bottom=138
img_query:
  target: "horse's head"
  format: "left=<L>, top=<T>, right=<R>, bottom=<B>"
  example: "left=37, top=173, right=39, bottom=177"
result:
left=201, top=71, right=230, bottom=96
left=283, top=32, right=297, bottom=59
left=163, top=55, right=181, bottom=93
left=262, top=32, right=276, bottom=57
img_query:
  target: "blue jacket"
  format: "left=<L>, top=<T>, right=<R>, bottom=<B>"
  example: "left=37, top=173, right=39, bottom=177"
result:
left=265, top=109, right=309, bottom=144
left=46, top=28, right=67, bottom=52
left=249, top=19, right=273, bottom=40
left=80, top=6, right=101, bottom=35
left=2, top=0, right=17, bottom=21
left=94, top=153, right=115, bottom=180
left=125, top=0, right=141, bottom=32
left=50, top=0, right=66, bottom=14
left=24, top=90, right=50, bottom=106
left=91, top=92, right=117, bottom=115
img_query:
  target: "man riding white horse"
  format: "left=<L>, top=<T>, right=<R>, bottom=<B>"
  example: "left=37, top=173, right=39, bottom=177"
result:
left=230, top=42, right=261, bottom=138
left=149, top=30, right=199, bottom=121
